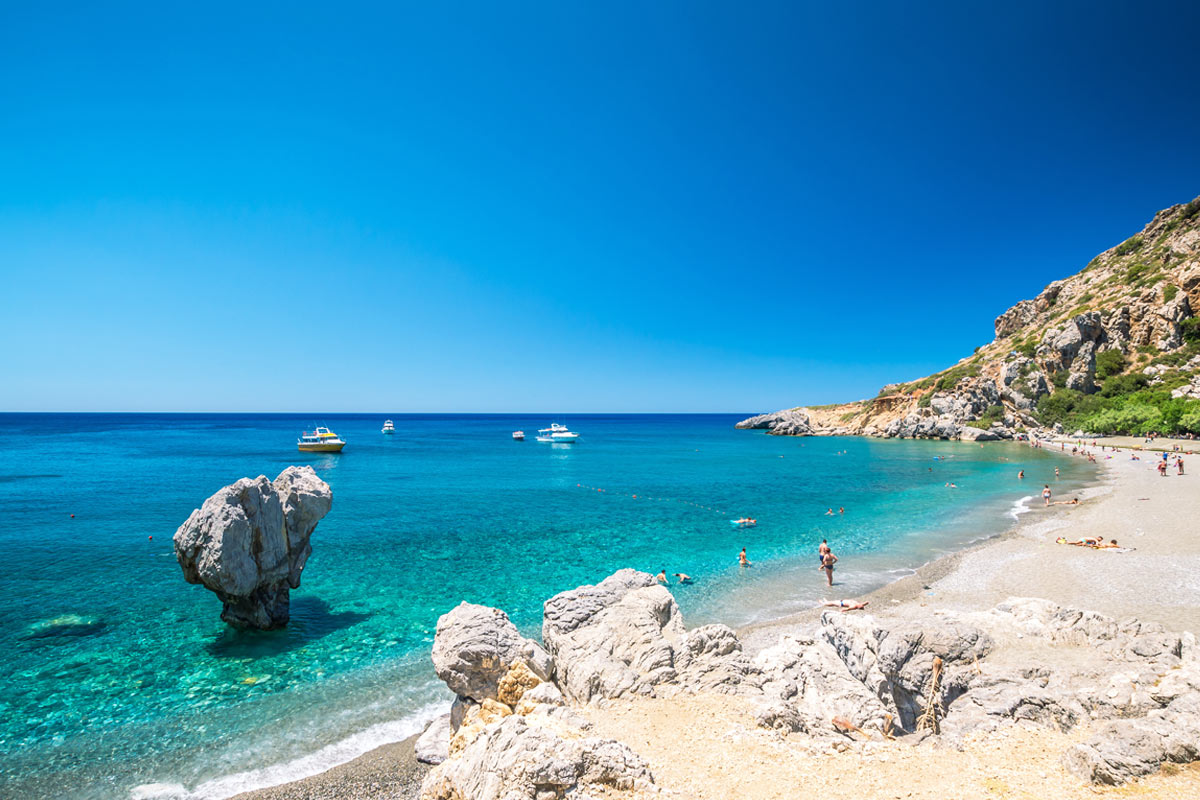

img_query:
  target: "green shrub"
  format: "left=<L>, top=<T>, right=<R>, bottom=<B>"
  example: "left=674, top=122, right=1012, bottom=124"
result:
left=1164, top=285, right=1179, bottom=302
left=1094, top=349, right=1127, bottom=380
left=975, top=404, right=1005, bottom=425
left=1182, top=318, right=1200, bottom=344
left=1099, top=373, right=1149, bottom=398
left=1050, top=370, right=1068, bottom=389
left=917, top=392, right=932, bottom=408
left=1125, top=262, right=1153, bottom=282
left=1076, top=292, right=1094, bottom=304
left=1016, top=340, right=1037, bottom=359
left=1114, top=235, right=1144, bottom=257
left=1182, top=198, right=1200, bottom=221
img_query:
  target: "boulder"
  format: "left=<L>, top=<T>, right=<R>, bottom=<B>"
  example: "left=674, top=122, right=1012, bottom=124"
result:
left=1062, top=696, right=1200, bottom=785
left=415, top=713, right=452, bottom=765
left=173, top=466, right=332, bottom=629
left=420, top=715, right=654, bottom=800
left=543, top=569, right=757, bottom=703
left=431, top=603, right=553, bottom=703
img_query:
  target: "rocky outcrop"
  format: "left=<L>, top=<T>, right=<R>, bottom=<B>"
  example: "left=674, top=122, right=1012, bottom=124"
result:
left=542, top=569, right=757, bottom=703
left=1063, top=695, right=1200, bottom=785
left=173, top=466, right=332, bottom=629
left=737, top=196, right=1200, bottom=440
left=734, top=409, right=814, bottom=436
left=431, top=603, right=553, bottom=703
left=421, top=572, right=1200, bottom=794
left=421, top=715, right=655, bottom=800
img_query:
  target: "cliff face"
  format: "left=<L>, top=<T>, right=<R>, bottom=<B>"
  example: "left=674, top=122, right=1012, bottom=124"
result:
left=740, top=196, right=1200, bottom=439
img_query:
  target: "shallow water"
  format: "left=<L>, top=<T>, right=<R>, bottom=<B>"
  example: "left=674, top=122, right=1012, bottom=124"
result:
left=0, top=413, right=1095, bottom=798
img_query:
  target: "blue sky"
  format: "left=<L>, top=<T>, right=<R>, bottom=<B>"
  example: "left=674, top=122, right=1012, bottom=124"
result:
left=2, top=1, right=1198, bottom=412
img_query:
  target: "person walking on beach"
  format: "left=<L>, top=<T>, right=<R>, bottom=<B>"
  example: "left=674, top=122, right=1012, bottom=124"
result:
left=821, top=550, right=838, bottom=586
left=1158, top=460, right=1168, bottom=477
left=1042, top=485, right=1052, bottom=506
left=1179, top=456, right=1185, bottom=475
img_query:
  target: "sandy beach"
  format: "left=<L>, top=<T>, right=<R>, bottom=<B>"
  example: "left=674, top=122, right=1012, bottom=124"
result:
left=238, top=437, right=1198, bottom=800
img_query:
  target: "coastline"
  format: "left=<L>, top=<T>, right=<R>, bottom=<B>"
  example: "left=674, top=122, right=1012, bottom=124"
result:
left=232, top=437, right=1155, bottom=800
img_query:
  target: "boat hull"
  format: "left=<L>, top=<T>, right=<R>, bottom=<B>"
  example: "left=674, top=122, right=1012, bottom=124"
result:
left=298, top=442, right=345, bottom=452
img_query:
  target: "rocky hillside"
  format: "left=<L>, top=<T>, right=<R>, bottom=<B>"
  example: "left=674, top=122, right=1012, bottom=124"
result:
left=740, top=195, right=1200, bottom=439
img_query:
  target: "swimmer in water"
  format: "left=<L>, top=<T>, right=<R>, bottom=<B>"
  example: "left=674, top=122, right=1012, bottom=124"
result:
left=1018, top=470, right=1025, bottom=479
left=655, top=569, right=668, bottom=584
left=838, top=507, right=844, bottom=515
left=674, top=573, right=692, bottom=584
left=824, top=508, right=834, bottom=516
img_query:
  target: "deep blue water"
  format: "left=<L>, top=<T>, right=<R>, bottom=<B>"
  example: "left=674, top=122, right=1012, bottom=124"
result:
left=0, top=414, right=1095, bottom=798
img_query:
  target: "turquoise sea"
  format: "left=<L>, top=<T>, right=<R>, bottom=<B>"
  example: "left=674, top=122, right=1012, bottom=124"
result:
left=0, top=414, right=1096, bottom=799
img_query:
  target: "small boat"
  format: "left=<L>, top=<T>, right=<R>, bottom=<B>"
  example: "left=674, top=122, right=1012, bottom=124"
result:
left=512, top=430, right=525, bottom=440
left=382, top=420, right=395, bottom=434
left=730, top=518, right=757, bottom=527
left=536, top=423, right=580, bottom=443
left=298, top=427, right=346, bottom=453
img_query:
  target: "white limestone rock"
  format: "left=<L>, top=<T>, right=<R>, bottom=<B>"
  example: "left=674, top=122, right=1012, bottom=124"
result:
left=172, top=466, right=332, bottom=629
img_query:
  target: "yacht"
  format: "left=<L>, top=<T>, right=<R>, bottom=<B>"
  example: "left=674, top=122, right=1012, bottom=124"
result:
left=512, top=430, right=525, bottom=440
left=536, top=423, right=580, bottom=443
left=297, top=427, right=346, bottom=452
left=382, top=420, right=395, bottom=434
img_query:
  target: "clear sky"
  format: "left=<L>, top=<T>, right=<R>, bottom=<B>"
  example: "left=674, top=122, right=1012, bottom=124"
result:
left=2, top=1, right=1199, bottom=413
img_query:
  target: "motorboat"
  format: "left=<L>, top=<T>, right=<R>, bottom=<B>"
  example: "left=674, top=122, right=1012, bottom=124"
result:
left=512, top=430, right=525, bottom=440
left=536, top=423, right=579, bottom=443
left=382, top=420, right=395, bottom=434
left=298, top=427, right=346, bottom=452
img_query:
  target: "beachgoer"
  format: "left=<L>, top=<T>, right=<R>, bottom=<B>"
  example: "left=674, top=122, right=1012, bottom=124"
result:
left=1042, top=485, right=1052, bottom=506
left=824, top=508, right=834, bottom=516
left=739, top=548, right=751, bottom=567
left=839, top=507, right=844, bottom=515
left=1018, top=470, right=1025, bottom=479
left=821, top=551, right=838, bottom=586
left=1055, top=467, right=1060, bottom=478
left=821, top=599, right=869, bottom=612
left=655, top=569, right=667, bottom=584
left=674, top=573, right=692, bottom=584
left=1158, top=460, right=1168, bottom=477
left=1178, top=457, right=1185, bottom=475
left=818, top=539, right=830, bottom=566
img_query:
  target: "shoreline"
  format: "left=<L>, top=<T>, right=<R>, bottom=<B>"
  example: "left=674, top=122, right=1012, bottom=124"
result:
left=233, top=437, right=1137, bottom=800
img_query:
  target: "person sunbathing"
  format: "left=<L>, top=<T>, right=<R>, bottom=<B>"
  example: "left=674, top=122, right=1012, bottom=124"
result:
left=1057, top=536, right=1118, bottom=548
left=821, top=599, right=869, bottom=612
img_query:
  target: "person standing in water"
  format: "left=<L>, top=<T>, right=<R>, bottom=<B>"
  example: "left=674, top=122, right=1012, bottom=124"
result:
left=1042, top=485, right=1052, bottom=506
left=821, top=550, right=838, bottom=587
left=818, top=539, right=830, bottom=566
left=1018, top=470, right=1025, bottom=479
left=739, top=548, right=751, bottom=567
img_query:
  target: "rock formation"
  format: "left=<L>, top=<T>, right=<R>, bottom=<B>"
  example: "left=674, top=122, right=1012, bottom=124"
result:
left=173, top=466, right=332, bottom=629
left=418, top=570, right=1200, bottom=796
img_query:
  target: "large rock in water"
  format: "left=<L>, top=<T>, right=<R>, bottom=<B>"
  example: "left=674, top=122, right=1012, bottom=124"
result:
left=173, top=466, right=332, bottom=629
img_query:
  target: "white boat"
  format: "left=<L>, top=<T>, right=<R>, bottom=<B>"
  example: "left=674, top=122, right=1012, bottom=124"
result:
left=512, top=430, right=525, bottom=440
left=298, top=427, right=346, bottom=453
left=536, top=423, right=579, bottom=443
left=382, top=420, right=395, bottom=434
